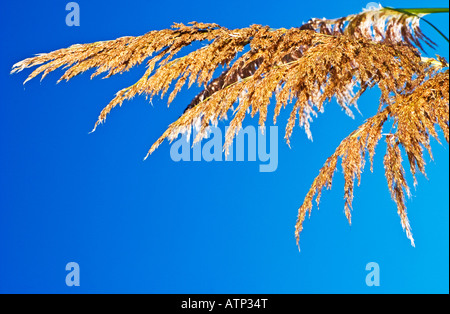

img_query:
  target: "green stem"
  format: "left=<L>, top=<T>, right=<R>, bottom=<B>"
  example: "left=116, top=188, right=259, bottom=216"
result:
left=387, top=8, right=449, bottom=15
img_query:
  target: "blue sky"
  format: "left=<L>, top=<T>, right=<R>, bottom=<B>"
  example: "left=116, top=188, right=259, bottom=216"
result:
left=0, top=0, right=448, bottom=293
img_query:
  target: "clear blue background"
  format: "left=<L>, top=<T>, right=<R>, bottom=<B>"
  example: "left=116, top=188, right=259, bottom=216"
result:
left=0, top=0, right=448, bottom=293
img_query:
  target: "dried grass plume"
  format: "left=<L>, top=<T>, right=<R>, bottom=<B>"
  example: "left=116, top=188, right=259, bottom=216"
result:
left=11, top=5, right=449, bottom=250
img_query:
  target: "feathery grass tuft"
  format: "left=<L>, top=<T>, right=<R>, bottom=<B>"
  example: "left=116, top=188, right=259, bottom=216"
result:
left=11, top=5, right=449, bottom=250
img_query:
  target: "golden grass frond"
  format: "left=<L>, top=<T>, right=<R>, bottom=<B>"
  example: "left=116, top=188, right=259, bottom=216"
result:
left=11, top=6, right=434, bottom=135
left=145, top=32, right=425, bottom=158
left=11, top=22, right=266, bottom=131
left=295, top=69, right=449, bottom=249
left=301, top=4, right=436, bottom=50
left=11, top=22, right=225, bottom=81
left=11, top=6, right=449, bottom=250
